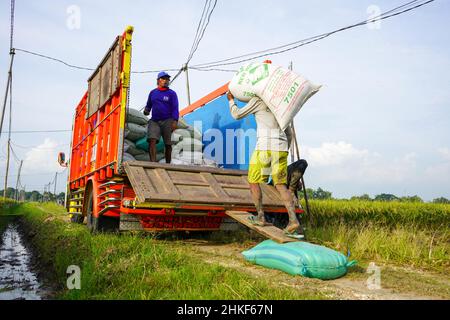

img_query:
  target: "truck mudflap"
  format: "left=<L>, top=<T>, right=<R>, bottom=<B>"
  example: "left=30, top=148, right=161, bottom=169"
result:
left=123, top=161, right=287, bottom=207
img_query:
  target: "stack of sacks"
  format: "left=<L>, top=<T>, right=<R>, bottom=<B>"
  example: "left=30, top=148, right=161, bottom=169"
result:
left=161, top=118, right=219, bottom=168
left=123, top=108, right=148, bottom=161
left=124, top=112, right=219, bottom=168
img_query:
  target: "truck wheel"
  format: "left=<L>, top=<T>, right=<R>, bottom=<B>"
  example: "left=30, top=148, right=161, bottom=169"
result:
left=98, top=216, right=120, bottom=233
left=85, top=188, right=99, bottom=233
left=70, top=213, right=84, bottom=224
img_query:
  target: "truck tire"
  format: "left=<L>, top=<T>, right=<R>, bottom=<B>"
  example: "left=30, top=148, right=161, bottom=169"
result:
left=85, top=185, right=119, bottom=233
left=98, top=216, right=120, bottom=233
left=70, top=213, right=84, bottom=224
left=85, top=187, right=99, bottom=233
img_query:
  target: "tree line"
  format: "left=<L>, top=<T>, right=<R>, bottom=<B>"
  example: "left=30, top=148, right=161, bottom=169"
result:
left=297, top=187, right=450, bottom=204
left=0, top=187, right=65, bottom=203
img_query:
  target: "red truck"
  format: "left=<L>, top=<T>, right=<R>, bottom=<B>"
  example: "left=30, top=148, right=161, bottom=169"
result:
left=61, top=27, right=304, bottom=233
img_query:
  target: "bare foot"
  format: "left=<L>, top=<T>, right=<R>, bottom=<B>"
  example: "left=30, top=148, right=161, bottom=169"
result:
left=249, top=216, right=272, bottom=227
left=284, top=222, right=300, bottom=234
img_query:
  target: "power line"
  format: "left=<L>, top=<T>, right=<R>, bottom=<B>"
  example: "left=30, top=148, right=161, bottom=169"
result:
left=14, top=1, right=219, bottom=79
left=1, top=129, right=71, bottom=134
left=131, top=68, right=181, bottom=75
left=0, top=170, right=68, bottom=178
left=9, top=144, right=21, bottom=165
left=14, top=48, right=235, bottom=75
left=7, top=0, right=434, bottom=77
left=196, top=0, right=425, bottom=68
left=192, top=0, right=435, bottom=69
left=15, top=48, right=95, bottom=71
left=15, top=48, right=183, bottom=75
left=11, top=141, right=70, bottom=149
left=187, top=0, right=210, bottom=63
left=187, top=0, right=218, bottom=64
left=192, top=0, right=217, bottom=61
left=189, top=67, right=237, bottom=73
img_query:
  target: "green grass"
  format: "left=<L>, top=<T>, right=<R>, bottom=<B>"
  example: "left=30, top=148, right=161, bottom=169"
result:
left=303, top=199, right=450, bottom=229
left=10, top=202, right=326, bottom=300
left=2, top=199, right=449, bottom=299
left=306, top=222, right=449, bottom=274
left=0, top=197, right=18, bottom=213
left=294, top=199, right=450, bottom=274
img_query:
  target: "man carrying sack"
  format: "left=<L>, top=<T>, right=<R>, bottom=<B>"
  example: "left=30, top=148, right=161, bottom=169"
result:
left=227, top=92, right=304, bottom=237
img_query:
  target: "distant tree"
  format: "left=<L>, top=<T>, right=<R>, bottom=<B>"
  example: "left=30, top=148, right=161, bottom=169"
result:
left=29, top=191, right=41, bottom=202
left=0, top=188, right=16, bottom=199
left=400, top=195, right=423, bottom=203
left=313, top=188, right=333, bottom=200
left=351, top=194, right=372, bottom=201
left=297, top=188, right=314, bottom=200
left=374, top=193, right=398, bottom=202
left=433, top=197, right=450, bottom=204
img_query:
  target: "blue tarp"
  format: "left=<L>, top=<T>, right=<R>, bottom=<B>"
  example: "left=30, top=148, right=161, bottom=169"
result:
left=183, top=95, right=257, bottom=170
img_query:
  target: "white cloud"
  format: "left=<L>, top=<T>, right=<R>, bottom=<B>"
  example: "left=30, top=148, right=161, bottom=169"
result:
left=22, top=138, right=63, bottom=175
left=437, top=147, right=450, bottom=161
left=424, top=147, right=450, bottom=182
left=303, top=141, right=418, bottom=183
left=303, top=141, right=369, bottom=167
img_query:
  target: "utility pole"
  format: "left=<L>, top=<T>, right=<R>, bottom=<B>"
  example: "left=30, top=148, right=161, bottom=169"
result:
left=53, top=172, right=58, bottom=202
left=287, top=61, right=312, bottom=225
left=3, top=56, right=14, bottom=199
left=21, top=185, right=25, bottom=202
left=184, top=64, right=192, bottom=106
left=0, top=50, right=15, bottom=142
left=2, top=1, right=16, bottom=198
left=14, top=159, right=22, bottom=201
left=3, top=141, right=11, bottom=199
left=47, top=183, right=51, bottom=202
left=288, top=62, right=295, bottom=164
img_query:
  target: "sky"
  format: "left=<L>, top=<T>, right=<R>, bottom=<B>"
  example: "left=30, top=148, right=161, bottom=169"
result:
left=0, top=0, right=449, bottom=201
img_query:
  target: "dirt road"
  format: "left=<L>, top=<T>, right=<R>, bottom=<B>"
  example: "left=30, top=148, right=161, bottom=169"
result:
left=177, top=234, right=449, bottom=300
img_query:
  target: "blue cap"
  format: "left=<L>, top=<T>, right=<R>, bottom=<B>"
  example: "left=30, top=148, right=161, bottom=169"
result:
left=157, top=71, right=171, bottom=80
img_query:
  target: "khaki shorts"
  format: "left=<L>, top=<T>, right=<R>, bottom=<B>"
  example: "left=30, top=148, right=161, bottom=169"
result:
left=248, top=151, right=289, bottom=185
left=148, top=119, right=174, bottom=146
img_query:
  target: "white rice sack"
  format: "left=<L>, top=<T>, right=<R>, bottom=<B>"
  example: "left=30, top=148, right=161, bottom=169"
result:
left=173, top=137, right=203, bottom=154
left=125, top=123, right=147, bottom=142
left=172, top=117, right=202, bottom=141
left=124, top=139, right=146, bottom=156
left=172, top=127, right=202, bottom=141
left=123, top=153, right=136, bottom=162
left=203, top=158, right=219, bottom=168
left=127, top=108, right=149, bottom=125
left=229, top=62, right=321, bottom=130
left=173, top=151, right=204, bottom=165
left=177, top=118, right=190, bottom=130
left=161, top=158, right=192, bottom=166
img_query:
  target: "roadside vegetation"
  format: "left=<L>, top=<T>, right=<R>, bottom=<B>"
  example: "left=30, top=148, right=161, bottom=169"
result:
left=1, top=198, right=448, bottom=299
left=301, top=199, right=449, bottom=274
left=3, top=202, right=327, bottom=300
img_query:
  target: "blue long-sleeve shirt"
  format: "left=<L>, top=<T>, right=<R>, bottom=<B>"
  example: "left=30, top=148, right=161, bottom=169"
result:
left=145, top=88, right=179, bottom=121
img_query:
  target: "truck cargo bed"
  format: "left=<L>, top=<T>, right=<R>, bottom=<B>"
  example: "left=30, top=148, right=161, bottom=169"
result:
left=123, top=161, right=287, bottom=208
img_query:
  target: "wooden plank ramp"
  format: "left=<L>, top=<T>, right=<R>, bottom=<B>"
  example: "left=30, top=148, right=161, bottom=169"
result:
left=225, top=211, right=299, bottom=244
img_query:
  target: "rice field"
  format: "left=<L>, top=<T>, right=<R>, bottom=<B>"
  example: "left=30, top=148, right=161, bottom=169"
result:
left=303, top=199, right=450, bottom=229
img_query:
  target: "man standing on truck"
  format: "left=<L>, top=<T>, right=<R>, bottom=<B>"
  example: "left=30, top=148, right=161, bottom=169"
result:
left=227, top=92, right=303, bottom=237
left=144, top=72, right=179, bottom=163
